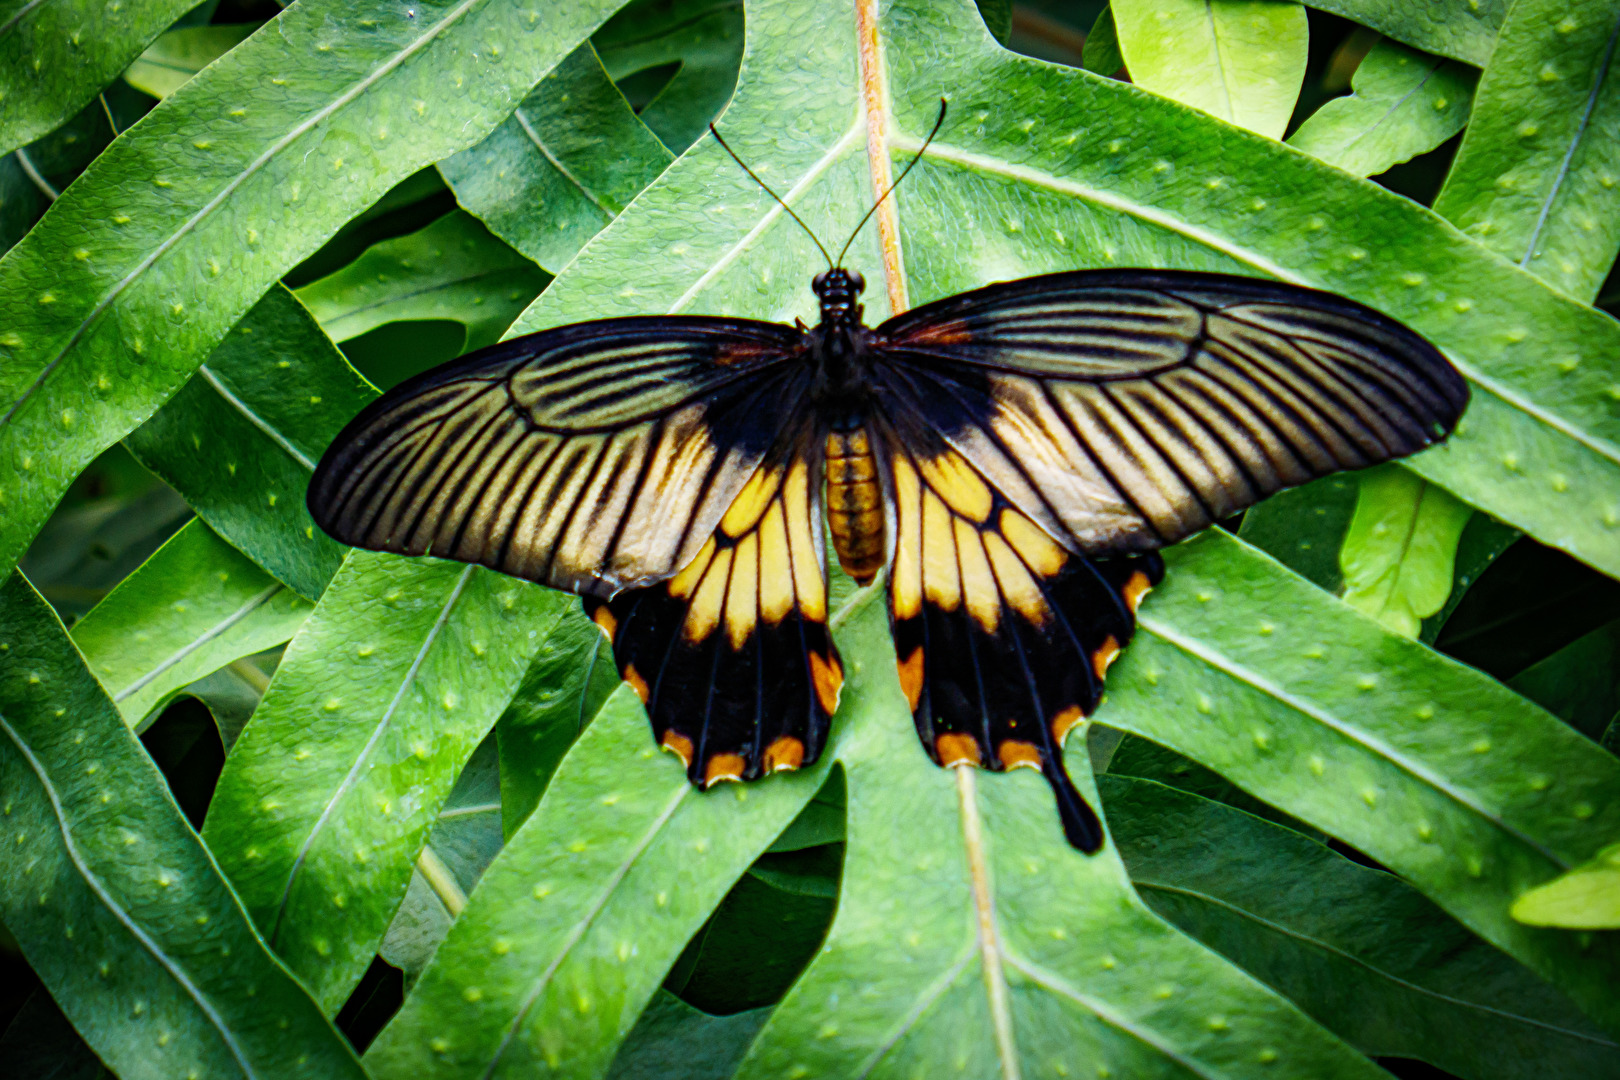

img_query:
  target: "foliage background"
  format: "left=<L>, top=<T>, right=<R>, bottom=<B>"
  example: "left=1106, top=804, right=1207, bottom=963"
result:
left=1, top=0, right=1619, bottom=1077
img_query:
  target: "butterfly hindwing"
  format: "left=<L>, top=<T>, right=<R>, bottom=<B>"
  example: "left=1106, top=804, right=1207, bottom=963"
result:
left=308, top=317, right=807, bottom=596
left=875, top=270, right=1468, bottom=557
left=585, top=428, right=842, bottom=787
left=879, top=415, right=1162, bottom=852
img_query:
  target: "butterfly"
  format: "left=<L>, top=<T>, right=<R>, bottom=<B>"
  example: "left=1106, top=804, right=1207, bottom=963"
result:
left=307, top=107, right=1468, bottom=853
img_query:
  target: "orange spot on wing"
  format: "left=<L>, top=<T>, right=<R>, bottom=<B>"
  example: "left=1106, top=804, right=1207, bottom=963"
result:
left=624, top=664, right=649, bottom=703
left=897, top=647, right=925, bottom=711
left=907, top=320, right=972, bottom=346
left=936, top=732, right=982, bottom=767
left=1051, top=705, right=1084, bottom=745
left=703, top=753, right=747, bottom=787
left=1123, top=571, right=1154, bottom=614
left=660, top=729, right=694, bottom=766
left=997, top=740, right=1043, bottom=771
left=763, top=736, right=805, bottom=773
left=1092, top=636, right=1120, bottom=681
left=591, top=605, right=617, bottom=641
left=809, top=651, right=843, bottom=715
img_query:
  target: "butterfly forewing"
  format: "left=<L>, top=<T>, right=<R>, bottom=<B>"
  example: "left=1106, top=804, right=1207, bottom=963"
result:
left=308, top=317, right=806, bottom=596
left=874, top=271, right=1468, bottom=556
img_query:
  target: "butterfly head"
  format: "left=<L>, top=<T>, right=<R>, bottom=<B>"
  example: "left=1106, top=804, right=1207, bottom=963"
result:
left=812, top=267, right=866, bottom=326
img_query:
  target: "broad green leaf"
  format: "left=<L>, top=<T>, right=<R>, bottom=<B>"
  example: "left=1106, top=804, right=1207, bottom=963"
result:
left=1432, top=0, right=1620, bottom=302
left=1081, top=5, right=1122, bottom=76
left=202, top=553, right=566, bottom=1014
left=594, top=0, right=743, bottom=153
left=521, top=0, right=1620, bottom=582
left=440, top=41, right=674, bottom=274
left=742, top=588, right=1382, bottom=1079
left=1103, top=775, right=1620, bottom=1078
left=1287, top=38, right=1476, bottom=177
left=0, top=0, right=193, bottom=155
left=1419, top=510, right=1520, bottom=642
left=1508, top=618, right=1620, bottom=741
left=496, top=602, right=620, bottom=838
left=183, top=658, right=269, bottom=751
left=0, top=571, right=365, bottom=1080
left=0, top=0, right=632, bottom=585
left=1113, top=0, right=1308, bottom=138
left=124, top=24, right=259, bottom=100
left=1339, top=465, right=1474, bottom=638
left=1297, top=0, right=1505, bottom=67
left=604, top=991, right=771, bottom=1080
left=0, top=990, right=114, bottom=1080
left=125, top=285, right=375, bottom=599
left=363, top=684, right=831, bottom=1078
left=1110, top=530, right=1620, bottom=1028
left=69, top=517, right=311, bottom=728
left=294, top=210, right=549, bottom=352
left=1511, top=844, right=1620, bottom=929
left=1236, top=475, right=1359, bottom=593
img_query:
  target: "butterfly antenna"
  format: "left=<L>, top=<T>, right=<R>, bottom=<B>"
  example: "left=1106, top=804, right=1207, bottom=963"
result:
left=836, top=98, right=948, bottom=268
left=708, top=123, right=834, bottom=270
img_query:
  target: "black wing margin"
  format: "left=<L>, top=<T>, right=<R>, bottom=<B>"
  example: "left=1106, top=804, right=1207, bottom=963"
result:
left=308, top=316, right=807, bottom=597
left=873, top=270, right=1469, bottom=555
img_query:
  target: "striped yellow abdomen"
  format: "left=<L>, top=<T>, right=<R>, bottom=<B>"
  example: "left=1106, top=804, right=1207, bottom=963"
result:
left=825, top=425, right=886, bottom=584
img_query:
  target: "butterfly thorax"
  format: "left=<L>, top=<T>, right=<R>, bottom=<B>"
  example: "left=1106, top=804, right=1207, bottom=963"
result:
left=808, top=269, right=886, bottom=584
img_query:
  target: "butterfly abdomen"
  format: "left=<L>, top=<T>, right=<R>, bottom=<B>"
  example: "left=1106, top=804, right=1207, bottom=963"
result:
left=824, top=422, right=886, bottom=584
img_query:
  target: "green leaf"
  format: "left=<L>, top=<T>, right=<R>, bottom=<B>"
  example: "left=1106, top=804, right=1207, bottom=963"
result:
left=125, top=285, right=376, bottom=599
left=1113, top=0, right=1308, bottom=138
left=1508, top=619, right=1620, bottom=741
left=1104, top=774, right=1620, bottom=1078
left=363, top=684, right=830, bottom=1078
left=496, top=603, right=620, bottom=838
left=1081, top=5, right=1123, bottom=76
left=1110, top=530, right=1620, bottom=1028
left=1236, top=474, right=1360, bottom=593
left=124, top=24, right=260, bottom=100
left=294, top=210, right=550, bottom=352
left=0, top=0, right=632, bottom=585
left=0, top=0, right=194, bottom=155
left=1419, top=510, right=1520, bottom=643
left=594, top=0, right=743, bottom=153
left=741, top=588, right=1383, bottom=1079
left=1301, top=0, right=1506, bottom=66
left=1287, top=38, right=1476, bottom=177
left=0, top=571, right=366, bottom=1079
left=1432, top=0, right=1620, bottom=302
left=201, top=553, right=567, bottom=1014
left=604, top=991, right=770, bottom=1080
left=439, top=41, right=673, bottom=274
left=68, top=517, right=311, bottom=728
left=1511, top=844, right=1620, bottom=929
left=1339, top=465, right=1474, bottom=638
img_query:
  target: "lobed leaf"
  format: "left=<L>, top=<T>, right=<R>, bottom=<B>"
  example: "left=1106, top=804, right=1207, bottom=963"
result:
left=0, top=0, right=631, bottom=586
left=741, top=588, right=1384, bottom=1080
left=69, top=517, right=311, bottom=729
left=1103, top=774, right=1620, bottom=1080
left=1298, top=0, right=1505, bottom=66
left=1113, top=0, right=1308, bottom=139
left=1433, top=0, right=1620, bottom=303
left=125, top=284, right=375, bottom=599
left=1288, top=37, right=1476, bottom=178
left=201, top=553, right=567, bottom=1014
left=364, top=684, right=829, bottom=1078
left=0, top=0, right=192, bottom=155
left=593, top=0, right=743, bottom=154
left=0, top=571, right=365, bottom=1079
left=1236, top=474, right=1359, bottom=593
left=294, top=209, right=549, bottom=352
left=440, top=40, right=673, bottom=274
left=1109, top=529, right=1620, bottom=1029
